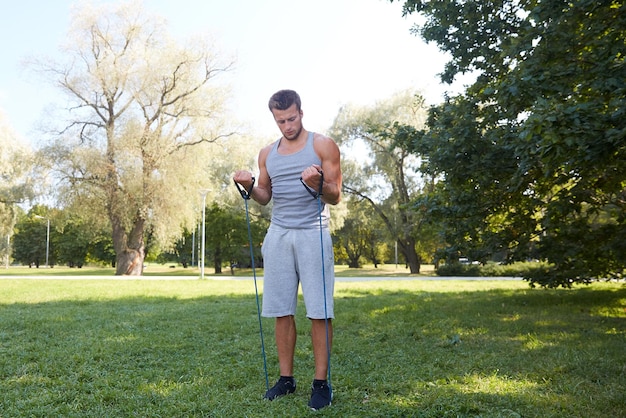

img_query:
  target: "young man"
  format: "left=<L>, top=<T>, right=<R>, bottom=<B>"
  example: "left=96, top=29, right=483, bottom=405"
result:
left=233, top=89, right=342, bottom=410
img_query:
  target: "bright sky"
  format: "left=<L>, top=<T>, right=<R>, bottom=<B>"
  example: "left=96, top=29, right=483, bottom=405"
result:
left=0, top=0, right=465, bottom=145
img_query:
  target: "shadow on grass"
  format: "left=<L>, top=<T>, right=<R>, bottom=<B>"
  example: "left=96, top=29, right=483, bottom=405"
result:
left=0, top=285, right=624, bottom=417
left=336, top=286, right=625, bottom=417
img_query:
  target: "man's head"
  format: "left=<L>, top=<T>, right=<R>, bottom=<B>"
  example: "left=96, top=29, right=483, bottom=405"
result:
left=269, top=90, right=304, bottom=140
left=268, top=89, right=301, bottom=112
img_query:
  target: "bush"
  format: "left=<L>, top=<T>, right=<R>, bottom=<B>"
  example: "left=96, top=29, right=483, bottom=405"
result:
left=436, top=262, right=481, bottom=276
left=437, top=261, right=550, bottom=278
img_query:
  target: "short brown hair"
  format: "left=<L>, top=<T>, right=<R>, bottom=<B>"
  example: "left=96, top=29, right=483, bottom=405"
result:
left=268, top=90, right=301, bottom=112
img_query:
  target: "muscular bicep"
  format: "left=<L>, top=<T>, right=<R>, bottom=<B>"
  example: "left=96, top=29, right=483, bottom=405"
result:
left=254, top=146, right=273, bottom=205
left=317, top=136, right=342, bottom=205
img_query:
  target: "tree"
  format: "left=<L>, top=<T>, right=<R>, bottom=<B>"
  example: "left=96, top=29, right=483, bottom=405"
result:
left=334, top=197, right=389, bottom=268
left=0, top=110, right=35, bottom=266
left=394, top=0, right=626, bottom=286
left=87, top=231, right=116, bottom=267
left=330, top=91, right=435, bottom=273
left=34, top=1, right=235, bottom=275
left=12, top=207, right=56, bottom=268
left=363, top=223, right=389, bottom=268
left=158, top=227, right=194, bottom=268
left=53, top=215, right=92, bottom=268
left=203, top=203, right=267, bottom=275
left=334, top=199, right=368, bottom=268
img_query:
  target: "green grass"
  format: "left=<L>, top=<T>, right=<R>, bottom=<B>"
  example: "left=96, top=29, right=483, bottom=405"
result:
left=0, top=279, right=624, bottom=417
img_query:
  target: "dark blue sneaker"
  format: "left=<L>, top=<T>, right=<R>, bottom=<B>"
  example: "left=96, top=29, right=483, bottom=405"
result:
left=264, top=377, right=296, bottom=400
left=308, top=381, right=332, bottom=410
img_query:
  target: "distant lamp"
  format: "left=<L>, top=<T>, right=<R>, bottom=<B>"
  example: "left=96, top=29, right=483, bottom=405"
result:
left=199, top=189, right=210, bottom=279
left=34, top=215, right=50, bottom=268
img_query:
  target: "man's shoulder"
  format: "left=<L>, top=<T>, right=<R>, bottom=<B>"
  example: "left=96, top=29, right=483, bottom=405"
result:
left=313, top=133, right=340, bottom=154
left=313, top=132, right=338, bottom=147
left=259, top=140, right=278, bottom=157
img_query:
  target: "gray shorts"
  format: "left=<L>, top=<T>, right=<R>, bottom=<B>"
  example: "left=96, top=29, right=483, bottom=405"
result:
left=261, top=224, right=335, bottom=319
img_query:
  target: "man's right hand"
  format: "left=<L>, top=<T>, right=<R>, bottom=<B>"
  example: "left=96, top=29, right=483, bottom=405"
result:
left=233, top=170, right=254, bottom=191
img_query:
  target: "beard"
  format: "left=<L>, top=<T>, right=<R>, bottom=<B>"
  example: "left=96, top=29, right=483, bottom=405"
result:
left=283, top=125, right=303, bottom=141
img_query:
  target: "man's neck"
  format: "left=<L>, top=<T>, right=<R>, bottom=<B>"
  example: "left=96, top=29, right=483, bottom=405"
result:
left=278, top=129, right=309, bottom=154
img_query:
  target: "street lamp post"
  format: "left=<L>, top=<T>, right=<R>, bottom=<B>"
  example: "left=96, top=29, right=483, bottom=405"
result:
left=191, top=228, right=195, bottom=267
left=35, top=216, right=50, bottom=268
left=5, top=234, right=9, bottom=269
left=199, top=189, right=210, bottom=279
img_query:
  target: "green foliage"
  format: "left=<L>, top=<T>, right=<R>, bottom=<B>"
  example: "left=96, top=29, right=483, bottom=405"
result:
left=53, top=215, right=91, bottom=268
left=0, top=279, right=624, bottom=416
left=204, top=203, right=267, bottom=274
left=33, top=1, right=235, bottom=274
left=158, top=227, right=195, bottom=268
left=334, top=198, right=388, bottom=268
left=11, top=206, right=54, bottom=268
left=482, top=261, right=549, bottom=278
left=437, top=262, right=482, bottom=277
left=330, top=91, right=440, bottom=273
left=154, top=203, right=266, bottom=273
left=0, top=111, right=35, bottom=209
left=12, top=207, right=119, bottom=268
left=0, top=112, right=36, bottom=266
left=394, top=0, right=626, bottom=286
left=437, top=261, right=552, bottom=279
left=86, top=233, right=116, bottom=267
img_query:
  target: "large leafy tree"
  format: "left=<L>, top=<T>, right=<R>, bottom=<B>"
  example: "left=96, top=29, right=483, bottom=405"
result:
left=34, top=1, right=235, bottom=275
left=53, top=214, right=93, bottom=268
left=12, top=206, right=57, bottom=268
left=0, top=110, right=35, bottom=265
left=334, top=197, right=390, bottom=268
left=11, top=205, right=120, bottom=268
left=204, top=203, right=267, bottom=275
left=394, top=0, right=626, bottom=286
left=334, top=198, right=370, bottom=268
left=330, top=91, right=436, bottom=273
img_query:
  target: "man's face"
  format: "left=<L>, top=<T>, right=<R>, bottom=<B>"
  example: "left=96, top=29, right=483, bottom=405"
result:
left=272, top=103, right=303, bottom=140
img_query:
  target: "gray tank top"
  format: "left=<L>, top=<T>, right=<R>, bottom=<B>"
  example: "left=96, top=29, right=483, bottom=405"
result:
left=266, top=131, right=330, bottom=229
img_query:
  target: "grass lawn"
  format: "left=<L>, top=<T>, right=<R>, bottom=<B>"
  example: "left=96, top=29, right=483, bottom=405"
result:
left=0, top=278, right=624, bottom=417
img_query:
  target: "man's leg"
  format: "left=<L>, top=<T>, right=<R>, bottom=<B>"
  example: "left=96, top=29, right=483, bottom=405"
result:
left=264, top=315, right=297, bottom=400
left=276, top=315, right=296, bottom=376
left=311, top=318, right=332, bottom=380
left=309, top=318, right=333, bottom=410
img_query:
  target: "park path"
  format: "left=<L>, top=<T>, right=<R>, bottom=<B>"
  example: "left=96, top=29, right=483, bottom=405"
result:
left=0, top=275, right=521, bottom=281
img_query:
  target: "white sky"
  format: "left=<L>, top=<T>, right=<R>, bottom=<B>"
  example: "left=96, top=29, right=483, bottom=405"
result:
left=0, top=0, right=466, bottom=145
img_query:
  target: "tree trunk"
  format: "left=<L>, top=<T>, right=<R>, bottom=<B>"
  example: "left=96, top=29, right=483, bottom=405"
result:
left=346, top=248, right=362, bottom=268
left=398, top=238, right=421, bottom=274
left=116, top=248, right=144, bottom=275
left=348, top=259, right=362, bottom=268
left=213, top=246, right=222, bottom=274
left=112, top=216, right=145, bottom=276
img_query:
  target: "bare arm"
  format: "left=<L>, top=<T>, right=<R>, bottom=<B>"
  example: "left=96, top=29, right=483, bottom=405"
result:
left=233, top=144, right=273, bottom=205
left=301, top=134, right=342, bottom=205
